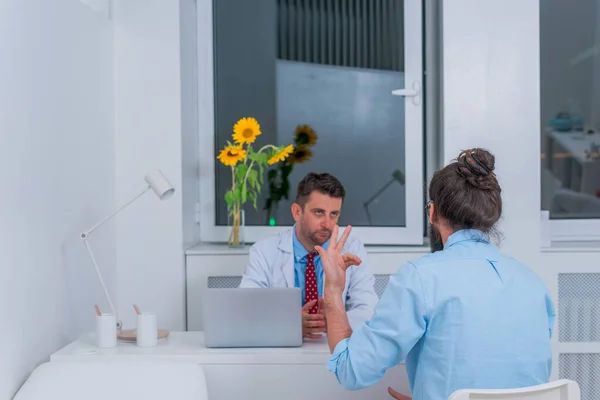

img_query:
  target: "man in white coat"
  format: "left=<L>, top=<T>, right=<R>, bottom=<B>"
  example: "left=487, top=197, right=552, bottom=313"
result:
left=240, top=172, right=378, bottom=339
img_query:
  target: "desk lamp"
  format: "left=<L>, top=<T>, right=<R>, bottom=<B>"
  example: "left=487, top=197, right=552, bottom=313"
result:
left=80, top=169, right=175, bottom=330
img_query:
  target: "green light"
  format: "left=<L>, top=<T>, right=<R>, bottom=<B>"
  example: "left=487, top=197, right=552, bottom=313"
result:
left=269, top=217, right=276, bottom=226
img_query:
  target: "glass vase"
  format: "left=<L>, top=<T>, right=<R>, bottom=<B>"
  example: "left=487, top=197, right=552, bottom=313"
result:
left=227, top=206, right=245, bottom=248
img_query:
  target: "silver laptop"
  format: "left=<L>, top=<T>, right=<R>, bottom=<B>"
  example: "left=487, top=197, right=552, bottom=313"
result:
left=203, top=287, right=303, bottom=348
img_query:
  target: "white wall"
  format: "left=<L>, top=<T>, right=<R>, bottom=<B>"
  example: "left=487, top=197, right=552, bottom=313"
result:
left=113, top=0, right=188, bottom=331
left=442, top=0, right=541, bottom=268
left=0, top=1, right=114, bottom=398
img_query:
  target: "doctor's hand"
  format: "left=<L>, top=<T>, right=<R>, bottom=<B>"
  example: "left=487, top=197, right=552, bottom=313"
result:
left=315, top=225, right=354, bottom=293
left=388, top=387, right=411, bottom=400
left=302, top=299, right=326, bottom=339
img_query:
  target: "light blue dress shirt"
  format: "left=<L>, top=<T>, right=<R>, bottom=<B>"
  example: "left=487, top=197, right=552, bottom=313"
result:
left=292, top=227, right=329, bottom=301
left=327, top=229, right=555, bottom=400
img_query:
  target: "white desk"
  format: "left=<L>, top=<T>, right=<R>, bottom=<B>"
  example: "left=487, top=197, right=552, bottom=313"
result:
left=51, top=331, right=411, bottom=400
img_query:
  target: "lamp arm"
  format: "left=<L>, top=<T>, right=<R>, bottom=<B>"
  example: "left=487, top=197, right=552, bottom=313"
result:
left=80, top=185, right=150, bottom=239
left=83, top=238, right=117, bottom=316
left=79, top=184, right=150, bottom=329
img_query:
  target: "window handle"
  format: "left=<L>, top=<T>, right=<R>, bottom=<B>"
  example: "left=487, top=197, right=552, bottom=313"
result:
left=392, top=81, right=421, bottom=105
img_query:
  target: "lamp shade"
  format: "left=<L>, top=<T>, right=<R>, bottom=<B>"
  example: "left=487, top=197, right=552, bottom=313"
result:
left=144, top=169, right=175, bottom=200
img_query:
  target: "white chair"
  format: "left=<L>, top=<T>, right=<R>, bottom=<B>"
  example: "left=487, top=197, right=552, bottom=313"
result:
left=13, top=360, right=209, bottom=400
left=449, top=379, right=580, bottom=400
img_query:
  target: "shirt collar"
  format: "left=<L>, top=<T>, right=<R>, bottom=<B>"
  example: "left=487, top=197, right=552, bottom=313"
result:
left=292, top=224, right=329, bottom=262
left=445, top=229, right=490, bottom=248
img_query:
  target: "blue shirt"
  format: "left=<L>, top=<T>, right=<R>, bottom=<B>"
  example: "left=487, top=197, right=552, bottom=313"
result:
left=292, top=227, right=329, bottom=301
left=327, top=229, right=555, bottom=400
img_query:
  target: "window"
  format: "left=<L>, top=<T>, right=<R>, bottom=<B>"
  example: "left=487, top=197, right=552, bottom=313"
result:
left=540, top=0, right=600, bottom=241
left=198, top=0, right=426, bottom=245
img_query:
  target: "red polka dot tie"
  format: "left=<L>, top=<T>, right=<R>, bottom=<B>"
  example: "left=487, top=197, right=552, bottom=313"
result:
left=305, top=251, right=319, bottom=314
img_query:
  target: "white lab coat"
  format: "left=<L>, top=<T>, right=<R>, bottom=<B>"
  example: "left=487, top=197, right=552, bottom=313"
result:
left=239, top=227, right=378, bottom=328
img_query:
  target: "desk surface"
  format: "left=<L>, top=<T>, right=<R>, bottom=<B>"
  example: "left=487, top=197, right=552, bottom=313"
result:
left=51, top=331, right=362, bottom=365
left=51, top=331, right=411, bottom=399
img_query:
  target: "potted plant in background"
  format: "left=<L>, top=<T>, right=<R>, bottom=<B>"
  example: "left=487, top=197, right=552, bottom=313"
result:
left=264, top=124, right=317, bottom=225
left=217, top=117, right=293, bottom=247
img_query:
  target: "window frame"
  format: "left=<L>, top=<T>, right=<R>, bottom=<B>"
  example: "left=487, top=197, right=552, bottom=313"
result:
left=550, top=219, right=600, bottom=242
left=197, top=0, right=426, bottom=245
left=540, top=2, right=600, bottom=243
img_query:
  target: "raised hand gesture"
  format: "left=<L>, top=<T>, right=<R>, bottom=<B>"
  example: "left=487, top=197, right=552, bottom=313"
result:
left=314, top=225, right=356, bottom=293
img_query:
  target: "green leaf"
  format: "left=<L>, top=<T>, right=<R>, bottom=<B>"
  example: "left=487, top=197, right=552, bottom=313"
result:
left=241, top=185, right=247, bottom=204
left=248, top=168, right=258, bottom=187
left=233, top=187, right=241, bottom=202
left=236, top=164, right=248, bottom=182
left=249, top=152, right=262, bottom=163
left=259, top=163, right=265, bottom=183
left=224, top=191, right=234, bottom=209
left=248, top=191, right=257, bottom=209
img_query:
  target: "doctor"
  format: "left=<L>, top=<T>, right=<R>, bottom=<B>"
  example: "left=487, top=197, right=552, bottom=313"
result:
left=239, top=172, right=378, bottom=338
left=318, top=148, right=555, bottom=400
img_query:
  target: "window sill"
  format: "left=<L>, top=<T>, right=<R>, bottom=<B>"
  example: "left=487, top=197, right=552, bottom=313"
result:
left=185, top=242, right=431, bottom=256
left=186, top=241, right=600, bottom=256
left=541, top=241, right=600, bottom=253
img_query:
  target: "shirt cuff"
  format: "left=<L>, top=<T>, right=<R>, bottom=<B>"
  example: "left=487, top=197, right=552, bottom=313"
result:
left=327, top=337, right=350, bottom=373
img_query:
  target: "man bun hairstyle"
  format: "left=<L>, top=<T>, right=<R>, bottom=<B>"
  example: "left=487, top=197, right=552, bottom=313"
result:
left=428, top=148, right=502, bottom=238
left=295, top=172, right=345, bottom=207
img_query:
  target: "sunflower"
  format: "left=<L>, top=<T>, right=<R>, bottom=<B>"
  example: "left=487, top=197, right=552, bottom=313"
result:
left=233, top=117, right=262, bottom=145
left=289, top=145, right=312, bottom=164
left=217, top=145, right=246, bottom=167
left=293, top=124, right=317, bottom=146
left=267, top=144, right=294, bottom=165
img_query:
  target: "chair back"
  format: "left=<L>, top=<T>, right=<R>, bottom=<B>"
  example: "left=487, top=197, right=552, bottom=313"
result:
left=448, top=379, right=580, bottom=400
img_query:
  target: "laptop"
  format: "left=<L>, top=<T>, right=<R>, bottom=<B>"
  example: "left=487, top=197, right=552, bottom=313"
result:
left=202, top=287, right=303, bottom=348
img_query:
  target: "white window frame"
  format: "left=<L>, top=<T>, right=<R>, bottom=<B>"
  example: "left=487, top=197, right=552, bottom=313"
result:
left=543, top=3, right=600, bottom=243
left=196, top=0, right=424, bottom=245
left=550, top=220, right=600, bottom=242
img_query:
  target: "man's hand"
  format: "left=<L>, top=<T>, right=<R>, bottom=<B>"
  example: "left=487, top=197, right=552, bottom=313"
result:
left=315, top=225, right=355, bottom=293
left=342, top=253, right=361, bottom=268
left=302, top=299, right=326, bottom=339
left=388, top=387, right=411, bottom=400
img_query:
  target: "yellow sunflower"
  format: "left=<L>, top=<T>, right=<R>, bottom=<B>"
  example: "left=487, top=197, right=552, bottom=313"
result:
left=233, top=117, right=262, bottom=145
left=267, top=145, right=294, bottom=165
left=217, top=145, right=246, bottom=167
left=289, top=146, right=312, bottom=164
left=293, top=124, right=317, bottom=146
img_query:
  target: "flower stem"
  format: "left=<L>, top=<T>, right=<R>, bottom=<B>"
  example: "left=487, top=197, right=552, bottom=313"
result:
left=241, top=144, right=277, bottom=189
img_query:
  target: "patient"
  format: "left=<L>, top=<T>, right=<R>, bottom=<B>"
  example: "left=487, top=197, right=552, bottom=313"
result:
left=315, top=148, right=555, bottom=400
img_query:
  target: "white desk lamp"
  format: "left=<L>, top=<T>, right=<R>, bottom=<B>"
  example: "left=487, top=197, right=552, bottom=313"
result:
left=80, top=169, right=175, bottom=329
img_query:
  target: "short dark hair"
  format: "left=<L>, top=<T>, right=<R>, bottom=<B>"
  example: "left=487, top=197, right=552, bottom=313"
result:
left=428, top=148, right=502, bottom=239
left=295, top=172, right=345, bottom=207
